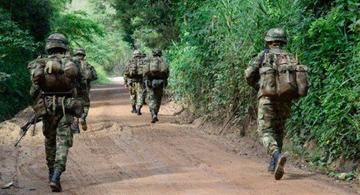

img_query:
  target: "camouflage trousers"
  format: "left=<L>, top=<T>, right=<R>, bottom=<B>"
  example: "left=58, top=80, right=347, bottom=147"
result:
left=128, top=80, right=145, bottom=107
left=78, top=90, right=90, bottom=120
left=42, top=113, right=74, bottom=172
left=257, top=96, right=291, bottom=155
left=146, top=85, right=164, bottom=114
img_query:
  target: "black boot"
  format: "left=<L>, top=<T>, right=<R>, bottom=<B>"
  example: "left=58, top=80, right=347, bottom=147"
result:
left=131, top=105, right=136, bottom=113
left=136, top=106, right=142, bottom=116
left=268, top=155, right=276, bottom=173
left=273, top=151, right=287, bottom=180
left=50, top=169, right=62, bottom=192
left=151, top=111, right=158, bottom=123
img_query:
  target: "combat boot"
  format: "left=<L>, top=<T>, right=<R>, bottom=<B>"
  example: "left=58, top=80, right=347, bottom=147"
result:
left=268, top=155, right=276, bottom=172
left=136, top=106, right=142, bottom=116
left=70, top=120, right=80, bottom=134
left=80, top=118, right=87, bottom=131
left=151, top=111, right=158, bottom=123
left=273, top=151, right=287, bottom=180
left=131, top=105, right=137, bottom=113
left=49, top=169, right=62, bottom=192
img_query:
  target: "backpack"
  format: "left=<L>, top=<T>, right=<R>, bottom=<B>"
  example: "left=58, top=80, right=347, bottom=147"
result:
left=29, top=54, right=79, bottom=93
left=143, top=56, right=169, bottom=78
left=125, top=59, right=142, bottom=78
left=259, top=50, right=309, bottom=99
left=80, top=61, right=97, bottom=82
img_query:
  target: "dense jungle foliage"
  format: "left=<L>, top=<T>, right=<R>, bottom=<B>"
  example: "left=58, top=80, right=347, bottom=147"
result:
left=106, top=0, right=359, bottom=174
left=0, top=0, right=130, bottom=120
left=0, top=0, right=359, bottom=177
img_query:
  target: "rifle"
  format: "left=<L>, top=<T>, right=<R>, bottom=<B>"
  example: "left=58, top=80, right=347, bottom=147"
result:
left=14, top=114, right=42, bottom=147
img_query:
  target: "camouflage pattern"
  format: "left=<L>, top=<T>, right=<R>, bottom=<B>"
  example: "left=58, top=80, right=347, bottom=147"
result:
left=29, top=33, right=80, bottom=175
left=124, top=51, right=147, bottom=107
left=146, top=82, right=164, bottom=114
left=42, top=112, right=74, bottom=172
left=126, top=79, right=145, bottom=106
left=257, top=96, right=291, bottom=155
left=265, top=28, right=287, bottom=43
left=45, top=33, right=69, bottom=52
left=73, top=50, right=97, bottom=121
left=144, top=50, right=169, bottom=115
left=245, top=31, right=295, bottom=155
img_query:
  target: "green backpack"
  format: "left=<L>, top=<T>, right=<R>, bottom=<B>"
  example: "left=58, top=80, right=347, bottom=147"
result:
left=143, top=57, right=168, bottom=78
left=28, top=54, right=79, bottom=92
left=259, top=51, right=309, bottom=100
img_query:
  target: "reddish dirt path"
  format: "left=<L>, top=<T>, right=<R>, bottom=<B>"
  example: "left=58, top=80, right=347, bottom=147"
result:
left=0, top=81, right=357, bottom=194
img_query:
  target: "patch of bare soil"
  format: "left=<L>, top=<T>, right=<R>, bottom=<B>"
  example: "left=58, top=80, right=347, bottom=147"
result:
left=0, top=80, right=358, bottom=194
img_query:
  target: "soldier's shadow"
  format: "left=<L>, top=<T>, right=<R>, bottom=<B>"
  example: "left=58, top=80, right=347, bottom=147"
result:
left=285, top=172, right=316, bottom=180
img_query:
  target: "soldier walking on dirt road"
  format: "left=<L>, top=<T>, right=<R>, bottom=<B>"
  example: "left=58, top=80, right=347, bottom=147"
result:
left=27, top=33, right=84, bottom=192
left=124, top=50, right=146, bottom=115
left=73, top=48, right=97, bottom=131
left=143, top=49, right=169, bottom=123
left=245, top=28, right=309, bottom=180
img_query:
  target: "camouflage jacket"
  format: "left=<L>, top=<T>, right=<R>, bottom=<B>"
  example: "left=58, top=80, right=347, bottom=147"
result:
left=245, top=47, right=297, bottom=97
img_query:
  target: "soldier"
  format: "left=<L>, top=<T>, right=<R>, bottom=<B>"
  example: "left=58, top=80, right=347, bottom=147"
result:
left=73, top=48, right=97, bottom=131
left=143, top=49, right=169, bottom=123
left=124, top=50, right=146, bottom=115
left=28, top=33, right=83, bottom=192
left=245, top=28, right=308, bottom=180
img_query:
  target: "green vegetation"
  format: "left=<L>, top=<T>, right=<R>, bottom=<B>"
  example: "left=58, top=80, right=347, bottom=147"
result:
left=0, top=0, right=131, bottom=120
left=0, top=0, right=359, bottom=176
left=108, top=0, right=359, bottom=173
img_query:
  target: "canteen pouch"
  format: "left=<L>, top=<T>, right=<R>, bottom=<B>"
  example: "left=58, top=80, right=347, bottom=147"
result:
left=259, top=67, right=277, bottom=97
left=295, top=65, right=309, bottom=97
left=276, top=64, right=297, bottom=99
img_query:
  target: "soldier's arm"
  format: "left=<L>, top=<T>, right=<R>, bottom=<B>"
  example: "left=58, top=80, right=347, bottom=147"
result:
left=245, top=51, right=264, bottom=89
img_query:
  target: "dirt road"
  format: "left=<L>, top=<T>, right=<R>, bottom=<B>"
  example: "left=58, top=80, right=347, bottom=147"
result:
left=0, top=80, right=357, bottom=194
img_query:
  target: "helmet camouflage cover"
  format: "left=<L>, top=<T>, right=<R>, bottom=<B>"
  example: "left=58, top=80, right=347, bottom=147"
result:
left=45, top=33, right=69, bottom=52
left=133, top=50, right=141, bottom=57
left=152, top=48, right=162, bottom=56
left=265, top=28, right=287, bottom=43
left=74, top=48, right=86, bottom=56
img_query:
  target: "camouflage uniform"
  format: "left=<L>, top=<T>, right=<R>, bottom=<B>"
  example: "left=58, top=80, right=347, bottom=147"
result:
left=144, top=49, right=169, bottom=123
left=28, top=33, right=82, bottom=192
left=247, top=48, right=293, bottom=155
left=73, top=48, right=97, bottom=130
left=124, top=50, right=146, bottom=114
left=245, top=28, right=302, bottom=180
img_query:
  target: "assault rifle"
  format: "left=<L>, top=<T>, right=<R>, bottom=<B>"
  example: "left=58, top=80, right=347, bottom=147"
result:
left=15, top=114, right=42, bottom=147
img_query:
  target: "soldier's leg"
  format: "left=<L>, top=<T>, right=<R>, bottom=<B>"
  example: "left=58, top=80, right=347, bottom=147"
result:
left=272, top=101, right=292, bottom=180
left=129, top=84, right=137, bottom=113
left=154, top=87, right=163, bottom=114
left=54, top=114, right=73, bottom=172
left=42, top=115, right=61, bottom=180
left=80, top=93, right=90, bottom=131
left=135, top=82, right=145, bottom=115
left=274, top=101, right=292, bottom=153
left=257, top=97, right=279, bottom=155
left=49, top=114, right=72, bottom=192
left=81, top=93, right=90, bottom=120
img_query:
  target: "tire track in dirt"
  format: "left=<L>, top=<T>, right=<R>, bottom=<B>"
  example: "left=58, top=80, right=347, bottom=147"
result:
left=1, top=80, right=357, bottom=195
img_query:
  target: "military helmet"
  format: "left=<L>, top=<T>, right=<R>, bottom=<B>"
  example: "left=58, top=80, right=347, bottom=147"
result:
left=74, top=48, right=86, bottom=56
left=265, top=28, right=287, bottom=43
left=45, top=33, right=69, bottom=52
left=133, top=50, right=141, bottom=57
left=152, top=48, right=162, bottom=56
